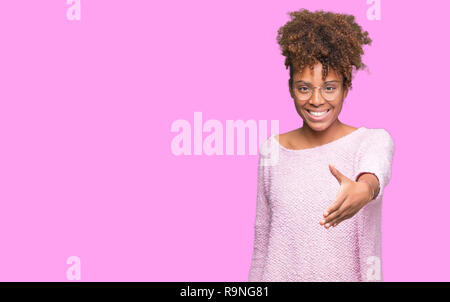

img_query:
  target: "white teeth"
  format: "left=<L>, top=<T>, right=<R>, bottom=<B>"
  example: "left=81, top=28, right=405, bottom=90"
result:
left=308, top=109, right=329, bottom=116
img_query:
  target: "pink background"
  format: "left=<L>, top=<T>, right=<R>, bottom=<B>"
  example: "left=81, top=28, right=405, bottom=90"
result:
left=0, top=0, right=448, bottom=281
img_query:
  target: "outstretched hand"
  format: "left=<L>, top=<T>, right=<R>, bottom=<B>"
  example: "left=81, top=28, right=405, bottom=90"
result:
left=320, top=164, right=372, bottom=229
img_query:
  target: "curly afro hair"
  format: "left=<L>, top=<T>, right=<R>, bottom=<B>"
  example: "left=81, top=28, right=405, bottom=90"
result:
left=276, top=9, right=372, bottom=92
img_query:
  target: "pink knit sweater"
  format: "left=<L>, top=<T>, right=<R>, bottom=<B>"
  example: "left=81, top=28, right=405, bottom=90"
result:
left=248, top=126, right=395, bottom=282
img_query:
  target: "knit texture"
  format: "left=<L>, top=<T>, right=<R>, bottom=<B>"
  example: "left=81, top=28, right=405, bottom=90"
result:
left=248, top=126, right=395, bottom=282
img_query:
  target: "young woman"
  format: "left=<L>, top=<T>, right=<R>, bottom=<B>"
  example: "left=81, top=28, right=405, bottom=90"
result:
left=248, top=9, right=395, bottom=282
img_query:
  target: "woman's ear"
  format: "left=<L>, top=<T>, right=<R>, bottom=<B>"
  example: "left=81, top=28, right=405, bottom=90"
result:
left=343, top=87, right=348, bottom=99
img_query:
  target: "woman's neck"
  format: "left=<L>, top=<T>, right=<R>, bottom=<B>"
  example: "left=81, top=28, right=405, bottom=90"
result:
left=298, top=120, right=349, bottom=147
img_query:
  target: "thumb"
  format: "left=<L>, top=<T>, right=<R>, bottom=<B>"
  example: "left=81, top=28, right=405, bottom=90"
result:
left=329, top=164, right=342, bottom=184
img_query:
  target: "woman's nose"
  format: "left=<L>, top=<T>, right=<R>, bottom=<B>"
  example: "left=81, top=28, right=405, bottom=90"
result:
left=309, top=88, right=326, bottom=105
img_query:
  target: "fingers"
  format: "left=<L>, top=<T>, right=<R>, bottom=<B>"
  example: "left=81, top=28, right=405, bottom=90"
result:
left=320, top=198, right=353, bottom=229
left=320, top=208, right=341, bottom=227
left=324, top=212, right=355, bottom=229
left=321, top=211, right=345, bottom=229
left=323, top=192, right=347, bottom=217
left=325, top=214, right=346, bottom=229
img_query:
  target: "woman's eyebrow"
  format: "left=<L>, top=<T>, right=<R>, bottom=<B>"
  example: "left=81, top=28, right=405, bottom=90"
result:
left=295, top=80, right=339, bottom=84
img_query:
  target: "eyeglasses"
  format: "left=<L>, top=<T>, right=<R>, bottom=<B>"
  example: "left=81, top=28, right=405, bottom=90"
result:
left=292, top=81, right=343, bottom=101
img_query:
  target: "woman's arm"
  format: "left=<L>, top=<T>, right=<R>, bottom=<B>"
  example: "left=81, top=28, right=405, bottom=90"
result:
left=354, top=129, right=395, bottom=199
left=321, top=129, right=395, bottom=228
left=248, top=154, right=271, bottom=282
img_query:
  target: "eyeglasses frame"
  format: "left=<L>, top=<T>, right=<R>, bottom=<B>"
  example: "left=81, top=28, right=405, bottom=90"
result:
left=292, top=80, right=344, bottom=102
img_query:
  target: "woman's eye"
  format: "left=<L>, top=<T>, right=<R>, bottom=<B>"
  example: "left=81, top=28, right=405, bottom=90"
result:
left=325, top=86, right=336, bottom=91
left=297, top=87, right=309, bottom=92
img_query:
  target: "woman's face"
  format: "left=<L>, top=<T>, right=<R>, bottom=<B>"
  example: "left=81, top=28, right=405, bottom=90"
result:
left=289, top=62, right=348, bottom=132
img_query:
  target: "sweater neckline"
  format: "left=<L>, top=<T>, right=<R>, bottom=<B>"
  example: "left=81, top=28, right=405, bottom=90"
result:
left=272, top=126, right=366, bottom=153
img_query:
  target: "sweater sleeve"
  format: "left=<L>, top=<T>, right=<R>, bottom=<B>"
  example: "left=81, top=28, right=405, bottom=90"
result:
left=354, top=129, right=395, bottom=199
left=248, top=152, right=271, bottom=282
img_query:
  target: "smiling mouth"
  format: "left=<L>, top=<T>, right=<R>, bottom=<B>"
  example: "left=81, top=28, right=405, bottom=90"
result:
left=304, top=108, right=332, bottom=121
left=306, top=109, right=331, bottom=115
